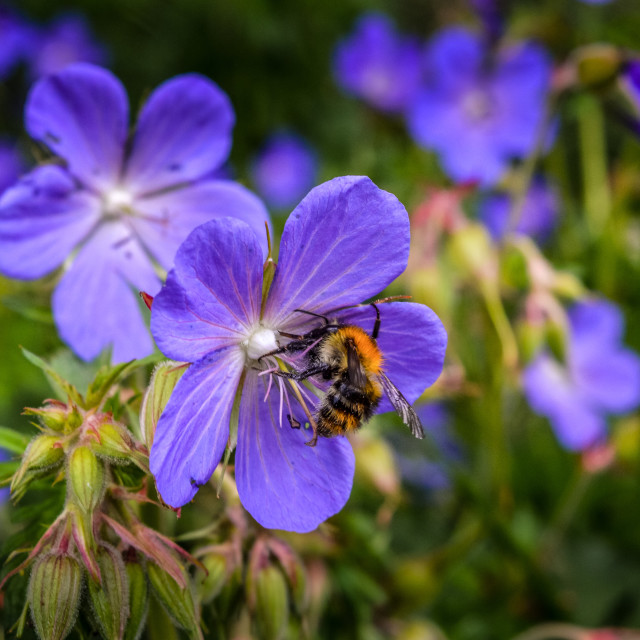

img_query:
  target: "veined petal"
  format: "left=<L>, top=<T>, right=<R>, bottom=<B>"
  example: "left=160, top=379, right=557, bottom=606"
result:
left=52, top=222, right=160, bottom=363
left=150, top=218, right=263, bottom=363
left=123, top=74, right=234, bottom=195
left=150, top=346, right=244, bottom=508
left=0, top=166, right=100, bottom=279
left=130, top=179, right=270, bottom=271
left=25, top=64, right=128, bottom=192
left=235, top=371, right=355, bottom=532
left=263, top=176, right=410, bottom=328
left=339, top=302, right=447, bottom=413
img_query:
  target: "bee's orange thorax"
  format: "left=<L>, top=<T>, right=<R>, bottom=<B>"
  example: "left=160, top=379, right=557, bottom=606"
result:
left=332, top=325, right=383, bottom=374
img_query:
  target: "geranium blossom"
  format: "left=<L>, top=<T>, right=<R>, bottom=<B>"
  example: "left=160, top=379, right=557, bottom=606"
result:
left=0, top=63, right=269, bottom=362
left=523, top=299, right=640, bottom=450
left=149, top=176, right=447, bottom=532
left=407, top=27, right=552, bottom=186
left=333, top=13, right=422, bottom=113
left=251, top=132, right=318, bottom=209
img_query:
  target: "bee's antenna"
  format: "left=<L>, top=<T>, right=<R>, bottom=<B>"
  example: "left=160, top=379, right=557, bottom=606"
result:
left=293, top=309, right=330, bottom=325
left=327, top=295, right=412, bottom=315
left=371, top=303, right=381, bottom=340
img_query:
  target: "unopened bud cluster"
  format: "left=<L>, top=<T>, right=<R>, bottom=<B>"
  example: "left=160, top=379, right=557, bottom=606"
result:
left=1, top=363, right=201, bottom=640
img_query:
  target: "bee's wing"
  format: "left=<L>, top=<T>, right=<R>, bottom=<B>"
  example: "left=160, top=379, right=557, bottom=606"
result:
left=378, top=373, right=425, bottom=439
left=346, top=339, right=367, bottom=388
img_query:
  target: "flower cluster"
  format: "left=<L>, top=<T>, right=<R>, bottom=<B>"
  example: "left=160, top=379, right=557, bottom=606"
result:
left=149, top=176, right=447, bottom=532
left=0, top=9, right=106, bottom=80
left=0, top=64, right=269, bottom=363
left=333, top=16, right=552, bottom=188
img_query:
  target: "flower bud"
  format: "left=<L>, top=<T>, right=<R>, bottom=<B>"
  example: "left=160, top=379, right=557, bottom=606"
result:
left=140, top=362, right=185, bottom=450
left=199, top=552, right=228, bottom=604
left=147, top=562, right=202, bottom=640
left=448, top=223, right=494, bottom=280
left=253, top=565, right=289, bottom=640
left=24, top=401, right=80, bottom=433
left=68, top=446, right=104, bottom=513
left=90, top=420, right=143, bottom=467
left=11, top=434, right=64, bottom=496
left=517, top=320, right=546, bottom=364
left=215, top=564, right=242, bottom=621
left=572, top=44, right=623, bottom=91
left=28, top=552, right=83, bottom=640
left=124, top=557, right=149, bottom=640
left=396, top=620, right=448, bottom=640
left=354, top=435, right=400, bottom=497
left=88, top=544, right=130, bottom=640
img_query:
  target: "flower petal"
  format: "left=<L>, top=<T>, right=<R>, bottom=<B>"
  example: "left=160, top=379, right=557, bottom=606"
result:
left=150, top=218, right=263, bottom=363
left=338, top=302, right=447, bottom=414
left=131, top=180, right=270, bottom=271
left=573, top=347, right=640, bottom=414
left=25, top=63, right=128, bottom=192
left=263, top=176, right=410, bottom=328
left=123, top=74, right=234, bottom=195
left=235, top=371, right=355, bottom=532
left=150, top=346, right=244, bottom=508
left=569, top=299, right=624, bottom=346
left=522, top=354, right=605, bottom=451
left=52, top=222, right=160, bottom=362
left=0, top=166, right=100, bottom=279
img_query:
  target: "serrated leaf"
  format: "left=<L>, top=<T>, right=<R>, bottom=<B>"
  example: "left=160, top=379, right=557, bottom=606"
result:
left=85, top=353, right=160, bottom=409
left=20, top=347, right=85, bottom=407
left=0, top=426, right=30, bottom=454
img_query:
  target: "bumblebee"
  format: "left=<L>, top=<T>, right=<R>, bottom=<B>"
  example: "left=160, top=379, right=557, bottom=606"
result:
left=261, top=302, right=424, bottom=446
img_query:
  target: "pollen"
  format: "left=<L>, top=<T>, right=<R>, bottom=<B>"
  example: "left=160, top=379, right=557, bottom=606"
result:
left=103, top=187, right=134, bottom=216
left=242, top=326, right=279, bottom=361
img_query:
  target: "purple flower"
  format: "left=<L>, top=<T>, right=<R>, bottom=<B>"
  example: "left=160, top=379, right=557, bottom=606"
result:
left=479, top=178, right=558, bottom=242
left=27, top=13, right=107, bottom=79
left=407, top=27, right=552, bottom=186
left=0, top=64, right=269, bottom=363
left=149, top=176, right=447, bottom=532
left=0, top=9, right=33, bottom=79
left=523, top=300, right=640, bottom=451
left=251, top=133, right=318, bottom=210
left=0, top=448, right=8, bottom=503
left=0, top=140, right=23, bottom=195
left=333, top=13, right=422, bottom=113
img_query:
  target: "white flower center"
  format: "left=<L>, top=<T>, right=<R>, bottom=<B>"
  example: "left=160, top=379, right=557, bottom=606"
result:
left=461, top=89, right=493, bottom=121
left=103, top=188, right=134, bottom=217
left=242, top=326, right=279, bottom=361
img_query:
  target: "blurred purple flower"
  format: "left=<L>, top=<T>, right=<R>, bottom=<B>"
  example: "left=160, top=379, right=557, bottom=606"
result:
left=579, top=0, right=613, bottom=4
left=388, top=402, right=461, bottom=492
left=251, top=133, right=318, bottom=209
left=149, top=176, right=447, bottom=532
left=407, top=27, right=552, bottom=187
left=479, top=178, right=558, bottom=242
left=523, top=300, right=640, bottom=451
left=28, top=13, right=107, bottom=79
left=333, top=13, right=422, bottom=113
left=0, top=140, right=23, bottom=195
left=0, top=63, right=269, bottom=363
left=0, top=448, right=9, bottom=503
left=0, top=9, right=33, bottom=79
left=470, top=0, right=504, bottom=43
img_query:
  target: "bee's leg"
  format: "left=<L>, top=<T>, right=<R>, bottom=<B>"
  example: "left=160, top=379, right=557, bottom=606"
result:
left=287, top=414, right=301, bottom=429
left=305, top=431, right=318, bottom=447
left=273, top=364, right=332, bottom=381
left=293, top=309, right=330, bottom=325
left=371, top=303, right=381, bottom=340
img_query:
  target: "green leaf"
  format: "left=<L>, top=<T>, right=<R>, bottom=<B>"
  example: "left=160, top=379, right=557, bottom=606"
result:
left=20, top=347, right=85, bottom=407
left=85, top=353, right=161, bottom=409
left=0, top=426, right=30, bottom=455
